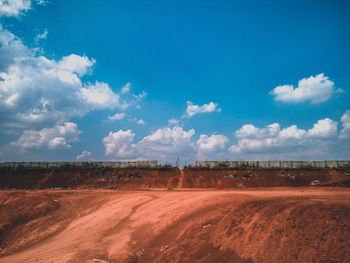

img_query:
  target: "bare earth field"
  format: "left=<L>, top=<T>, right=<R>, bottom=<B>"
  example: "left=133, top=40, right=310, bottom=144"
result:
left=0, top=188, right=350, bottom=263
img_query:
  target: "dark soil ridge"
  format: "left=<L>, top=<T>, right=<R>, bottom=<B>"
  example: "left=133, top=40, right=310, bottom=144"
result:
left=0, top=167, right=349, bottom=189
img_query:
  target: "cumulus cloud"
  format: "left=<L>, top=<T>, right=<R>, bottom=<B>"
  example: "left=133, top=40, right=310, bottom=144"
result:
left=184, top=101, right=221, bottom=118
left=307, top=118, right=338, bottom=138
left=76, top=150, right=92, bottom=161
left=270, top=73, right=339, bottom=104
left=103, top=126, right=196, bottom=161
left=102, top=110, right=350, bottom=162
left=0, top=0, right=31, bottom=17
left=279, top=125, right=306, bottom=139
left=81, top=82, right=127, bottom=109
left=128, top=117, right=146, bottom=125
left=340, top=110, right=350, bottom=139
left=107, top=112, right=125, bottom=121
left=0, top=26, right=143, bottom=131
left=196, top=134, right=229, bottom=160
left=103, top=126, right=230, bottom=162
left=229, top=117, right=340, bottom=160
left=11, top=122, right=81, bottom=150
left=137, top=126, right=196, bottom=160
left=0, top=25, right=28, bottom=72
left=58, top=54, right=95, bottom=76
left=136, top=119, right=145, bottom=125
left=236, top=123, right=280, bottom=139
left=103, top=130, right=136, bottom=158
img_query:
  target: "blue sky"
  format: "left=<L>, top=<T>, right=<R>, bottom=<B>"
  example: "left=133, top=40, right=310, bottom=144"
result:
left=0, top=0, right=349, bottom=164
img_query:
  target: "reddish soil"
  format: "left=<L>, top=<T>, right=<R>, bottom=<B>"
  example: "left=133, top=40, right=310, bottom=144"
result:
left=0, top=167, right=349, bottom=189
left=0, top=188, right=350, bottom=263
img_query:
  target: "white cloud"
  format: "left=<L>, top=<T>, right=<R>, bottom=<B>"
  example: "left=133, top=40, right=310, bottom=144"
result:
left=106, top=113, right=146, bottom=124
left=108, top=112, right=125, bottom=121
left=196, top=134, right=229, bottom=160
left=137, top=126, right=196, bottom=161
left=11, top=122, right=81, bottom=150
left=81, top=82, right=126, bottom=109
left=58, top=54, right=95, bottom=77
left=76, top=150, right=92, bottom=161
left=0, top=0, right=31, bottom=17
left=47, top=137, right=70, bottom=149
left=279, top=125, right=306, bottom=139
left=197, top=134, right=228, bottom=151
left=229, top=117, right=341, bottom=160
left=236, top=123, right=280, bottom=139
left=270, top=73, right=337, bottom=104
left=103, top=130, right=136, bottom=158
left=128, top=117, right=146, bottom=125
left=307, top=118, right=338, bottom=138
left=34, top=29, right=48, bottom=43
left=0, top=26, right=140, bottom=131
left=121, top=82, right=131, bottom=94
left=0, top=25, right=29, bottom=72
left=168, top=118, right=181, bottom=126
left=184, top=101, right=221, bottom=118
left=136, top=119, right=145, bottom=125
left=340, top=110, right=350, bottom=139
left=103, top=126, right=196, bottom=161
left=5, top=93, right=19, bottom=107
left=102, top=110, right=350, bottom=162
left=133, top=90, right=147, bottom=101
left=36, top=0, right=48, bottom=6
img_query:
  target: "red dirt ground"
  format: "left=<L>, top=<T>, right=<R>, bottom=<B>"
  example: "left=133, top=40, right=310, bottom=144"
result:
left=0, top=188, right=350, bottom=263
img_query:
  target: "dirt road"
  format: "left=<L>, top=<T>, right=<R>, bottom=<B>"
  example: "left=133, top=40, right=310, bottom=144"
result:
left=0, top=188, right=349, bottom=263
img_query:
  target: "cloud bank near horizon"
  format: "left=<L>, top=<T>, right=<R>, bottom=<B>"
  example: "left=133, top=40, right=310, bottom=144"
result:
left=102, top=110, right=350, bottom=162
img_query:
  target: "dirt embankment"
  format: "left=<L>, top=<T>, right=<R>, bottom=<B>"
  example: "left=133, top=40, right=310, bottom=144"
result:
left=0, top=167, right=350, bottom=190
left=0, top=189, right=349, bottom=263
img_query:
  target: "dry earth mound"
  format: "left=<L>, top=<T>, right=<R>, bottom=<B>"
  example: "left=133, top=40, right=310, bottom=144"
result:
left=0, top=189, right=349, bottom=263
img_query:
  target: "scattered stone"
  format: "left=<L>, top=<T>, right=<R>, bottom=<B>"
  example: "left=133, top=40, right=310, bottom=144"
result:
left=202, top=224, right=212, bottom=229
left=160, top=245, right=169, bottom=253
left=93, top=259, right=112, bottom=263
left=136, top=249, right=144, bottom=258
left=224, top=174, right=237, bottom=179
left=311, top=180, right=320, bottom=186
